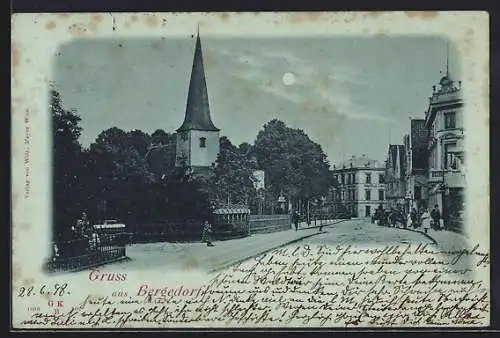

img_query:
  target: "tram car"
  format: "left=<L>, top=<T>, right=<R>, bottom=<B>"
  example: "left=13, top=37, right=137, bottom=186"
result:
left=212, top=205, right=251, bottom=240
left=134, top=204, right=251, bottom=242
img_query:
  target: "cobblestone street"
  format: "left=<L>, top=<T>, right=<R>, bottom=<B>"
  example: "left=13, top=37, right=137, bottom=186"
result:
left=107, top=218, right=454, bottom=273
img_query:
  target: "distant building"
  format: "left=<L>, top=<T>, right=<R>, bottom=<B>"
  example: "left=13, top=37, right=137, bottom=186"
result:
left=403, top=119, right=429, bottom=213
left=331, top=155, right=386, bottom=218
left=175, top=30, right=220, bottom=175
left=424, top=65, right=465, bottom=230
left=384, top=145, right=406, bottom=210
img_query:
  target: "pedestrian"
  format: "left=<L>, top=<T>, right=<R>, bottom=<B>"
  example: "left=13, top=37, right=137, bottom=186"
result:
left=410, top=208, right=417, bottom=228
left=406, top=212, right=412, bottom=229
left=292, top=211, right=300, bottom=231
left=389, top=208, right=397, bottom=227
left=201, top=221, right=215, bottom=247
left=421, top=208, right=431, bottom=233
left=431, top=204, right=442, bottom=231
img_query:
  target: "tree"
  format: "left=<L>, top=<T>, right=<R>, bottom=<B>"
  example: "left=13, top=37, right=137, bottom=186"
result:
left=254, top=119, right=335, bottom=214
left=213, top=136, right=257, bottom=206
left=84, top=127, right=155, bottom=223
left=51, top=89, right=85, bottom=240
left=147, top=129, right=176, bottom=180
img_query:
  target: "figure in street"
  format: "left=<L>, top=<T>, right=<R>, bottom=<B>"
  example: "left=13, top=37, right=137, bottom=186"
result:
left=421, top=208, right=431, bottom=233
left=202, top=221, right=215, bottom=247
left=431, top=204, right=442, bottom=231
left=410, top=207, right=418, bottom=228
left=292, top=211, right=300, bottom=231
left=406, top=212, right=412, bottom=229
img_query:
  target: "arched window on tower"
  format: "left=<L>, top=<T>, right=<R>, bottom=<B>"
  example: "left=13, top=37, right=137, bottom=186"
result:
left=199, top=137, right=206, bottom=148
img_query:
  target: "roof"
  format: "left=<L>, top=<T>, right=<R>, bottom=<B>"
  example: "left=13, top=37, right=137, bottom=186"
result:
left=214, top=208, right=251, bottom=215
left=177, top=33, right=219, bottom=132
left=386, top=144, right=406, bottom=180
left=335, top=155, right=384, bottom=170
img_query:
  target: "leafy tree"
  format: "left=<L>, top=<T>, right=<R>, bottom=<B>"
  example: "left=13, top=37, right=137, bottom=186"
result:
left=254, top=119, right=336, bottom=213
left=84, top=127, right=155, bottom=223
left=147, top=129, right=176, bottom=180
left=213, top=136, right=257, bottom=206
left=51, top=89, right=85, bottom=240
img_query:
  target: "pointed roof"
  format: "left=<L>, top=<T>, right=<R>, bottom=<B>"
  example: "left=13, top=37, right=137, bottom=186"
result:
left=386, top=144, right=405, bottom=179
left=177, top=29, right=219, bottom=132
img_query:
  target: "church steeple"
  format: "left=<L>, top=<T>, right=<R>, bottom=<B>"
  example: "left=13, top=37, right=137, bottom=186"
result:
left=177, top=27, right=219, bottom=132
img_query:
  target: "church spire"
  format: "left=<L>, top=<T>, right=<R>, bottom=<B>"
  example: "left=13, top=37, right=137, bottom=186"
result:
left=177, top=26, right=219, bottom=132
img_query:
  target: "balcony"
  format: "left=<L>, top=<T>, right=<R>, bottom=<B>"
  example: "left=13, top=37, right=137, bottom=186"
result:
left=429, top=90, right=462, bottom=105
left=429, top=169, right=444, bottom=183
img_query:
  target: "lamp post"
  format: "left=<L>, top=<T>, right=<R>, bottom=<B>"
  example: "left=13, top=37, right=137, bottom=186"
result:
left=277, top=193, right=286, bottom=215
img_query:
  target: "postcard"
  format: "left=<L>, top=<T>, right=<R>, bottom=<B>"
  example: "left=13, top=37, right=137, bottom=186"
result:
left=11, top=11, right=490, bottom=329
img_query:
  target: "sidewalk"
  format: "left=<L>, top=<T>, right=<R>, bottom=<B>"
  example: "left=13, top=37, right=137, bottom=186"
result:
left=121, top=219, right=344, bottom=273
left=387, top=223, right=469, bottom=250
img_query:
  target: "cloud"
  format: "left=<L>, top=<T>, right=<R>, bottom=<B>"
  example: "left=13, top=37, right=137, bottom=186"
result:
left=225, top=48, right=392, bottom=123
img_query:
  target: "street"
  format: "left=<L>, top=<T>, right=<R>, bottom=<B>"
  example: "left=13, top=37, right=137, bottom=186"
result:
left=110, top=219, right=435, bottom=273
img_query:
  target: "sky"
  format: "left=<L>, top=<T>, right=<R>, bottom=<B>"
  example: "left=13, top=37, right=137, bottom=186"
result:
left=53, top=34, right=459, bottom=167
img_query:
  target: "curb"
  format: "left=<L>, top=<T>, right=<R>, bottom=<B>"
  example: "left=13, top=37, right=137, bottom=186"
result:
left=208, top=220, right=346, bottom=274
left=373, top=223, right=438, bottom=245
left=399, top=227, right=438, bottom=245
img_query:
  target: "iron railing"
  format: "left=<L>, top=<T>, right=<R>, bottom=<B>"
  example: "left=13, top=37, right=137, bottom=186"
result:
left=44, top=233, right=129, bottom=273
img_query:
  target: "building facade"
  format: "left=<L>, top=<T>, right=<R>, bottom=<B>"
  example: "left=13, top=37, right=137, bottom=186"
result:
left=175, top=31, right=220, bottom=173
left=403, top=119, right=429, bottom=213
left=424, top=70, right=465, bottom=230
left=332, top=155, right=386, bottom=218
left=384, top=145, right=406, bottom=211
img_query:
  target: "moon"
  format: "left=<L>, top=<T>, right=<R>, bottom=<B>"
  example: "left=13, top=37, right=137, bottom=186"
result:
left=282, top=72, right=296, bottom=86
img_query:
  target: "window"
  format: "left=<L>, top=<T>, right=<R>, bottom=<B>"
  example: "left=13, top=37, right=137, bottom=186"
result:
left=352, top=173, right=356, bottom=184
left=347, top=174, right=351, bottom=185
left=378, top=190, right=384, bottom=201
left=379, top=174, right=384, bottom=184
left=365, top=189, right=371, bottom=201
left=199, top=137, right=206, bottom=148
left=444, top=143, right=456, bottom=169
left=366, top=173, right=372, bottom=184
left=444, top=111, right=456, bottom=129
left=341, top=174, right=345, bottom=185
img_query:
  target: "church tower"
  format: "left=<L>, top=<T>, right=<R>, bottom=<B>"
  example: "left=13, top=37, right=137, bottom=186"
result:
left=175, top=28, right=220, bottom=172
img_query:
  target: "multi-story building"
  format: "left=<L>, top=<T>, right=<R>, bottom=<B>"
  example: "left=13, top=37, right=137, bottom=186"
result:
left=403, top=119, right=429, bottom=213
left=332, top=155, right=386, bottom=218
left=384, top=145, right=406, bottom=211
left=424, top=68, right=465, bottom=230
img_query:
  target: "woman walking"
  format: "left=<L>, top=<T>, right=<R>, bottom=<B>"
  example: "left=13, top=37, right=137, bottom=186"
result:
left=421, top=208, right=431, bottom=233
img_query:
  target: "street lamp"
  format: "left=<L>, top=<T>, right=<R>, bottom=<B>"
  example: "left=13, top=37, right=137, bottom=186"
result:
left=277, top=193, right=286, bottom=214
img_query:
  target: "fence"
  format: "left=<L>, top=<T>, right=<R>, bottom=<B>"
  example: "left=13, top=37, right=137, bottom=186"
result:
left=132, top=221, right=249, bottom=243
left=249, top=214, right=291, bottom=234
left=44, top=233, right=129, bottom=273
